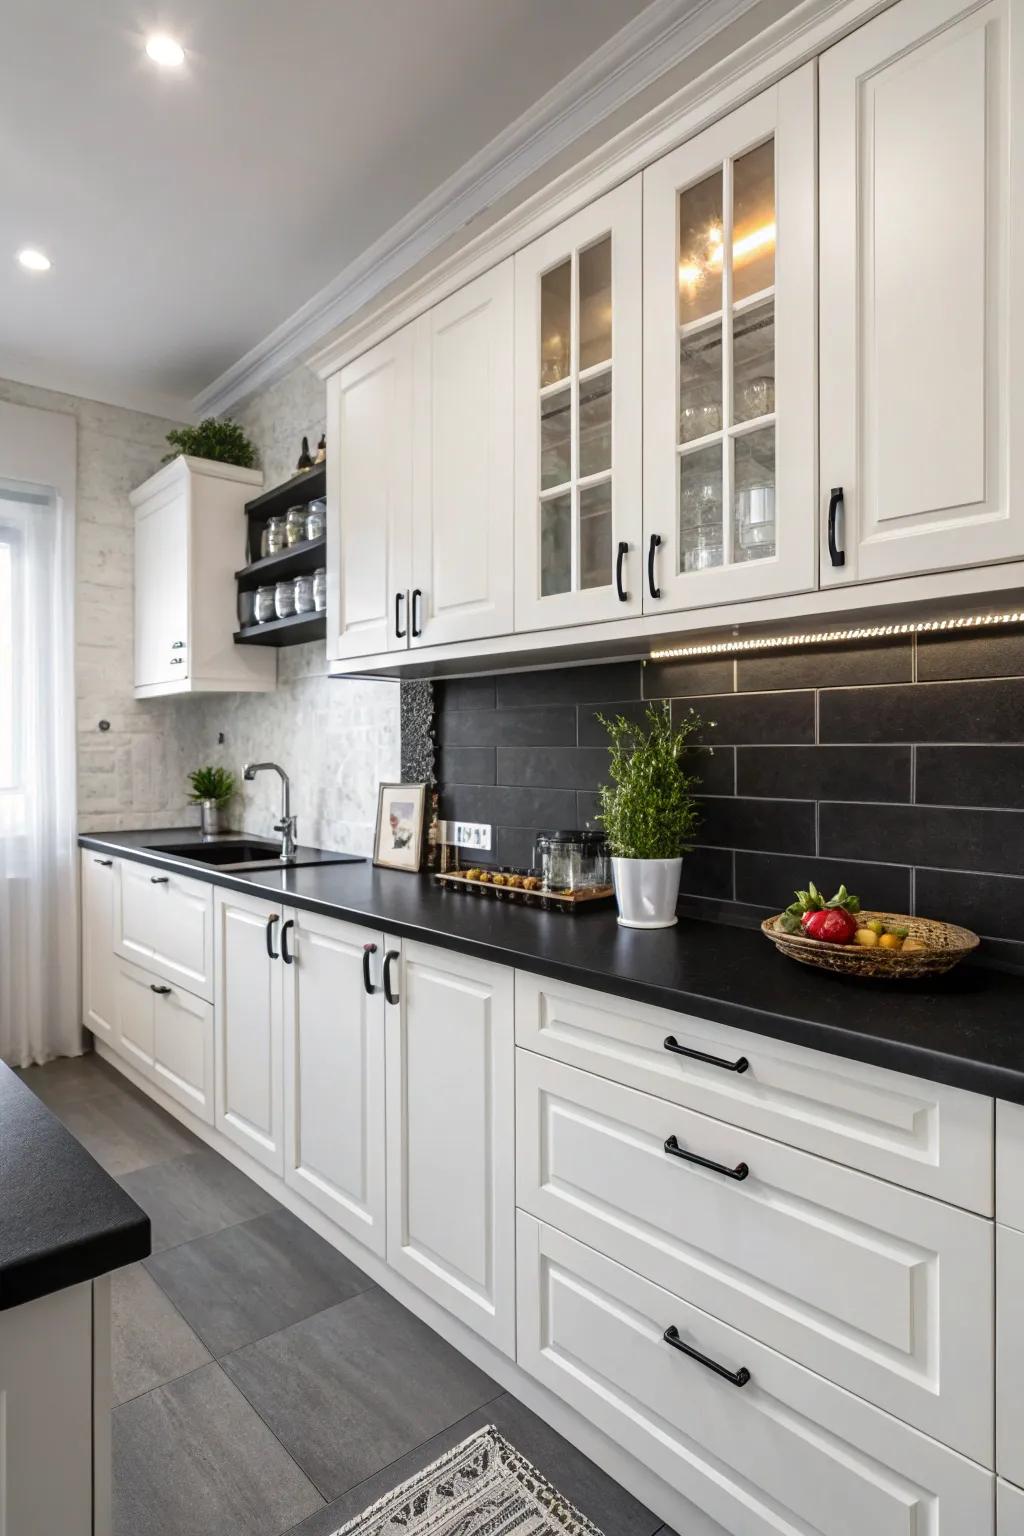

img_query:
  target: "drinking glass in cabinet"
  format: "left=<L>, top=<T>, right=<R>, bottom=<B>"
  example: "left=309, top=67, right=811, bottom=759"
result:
left=580, top=481, right=612, bottom=590
left=285, top=506, right=307, bottom=547
left=578, top=371, right=612, bottom=479
left=255, top=584, right=276, bottom=623
left=540, top=260, right=571, bottom=385
left=679, top=445, right=723, bottom=572
left=541, top=493, right=572, bottom=596
left=733, top=427, right=776, bottom=563
left=578, top=236, right=612, bottom=371
left=274, top=579, right=297, bottom=619
left=294, top=573, right=315, bottom=613
left=313, top=567, right=326, bottom=612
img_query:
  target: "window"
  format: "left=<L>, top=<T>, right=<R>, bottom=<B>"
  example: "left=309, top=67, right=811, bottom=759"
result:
left=0, top=524, right=21, bottom=793
left=0, top=485, right=51, bottom=829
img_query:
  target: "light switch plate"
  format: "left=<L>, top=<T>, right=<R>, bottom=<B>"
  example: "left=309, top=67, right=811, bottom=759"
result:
left=452, top=821, right=492, bottom=851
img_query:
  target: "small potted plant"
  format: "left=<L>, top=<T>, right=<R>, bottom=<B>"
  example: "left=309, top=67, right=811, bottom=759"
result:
left=596, top=703, right=708, bottom=928
left=188, top=766, right=237, bottom=837
left=163, top=418, right=257, bottom=468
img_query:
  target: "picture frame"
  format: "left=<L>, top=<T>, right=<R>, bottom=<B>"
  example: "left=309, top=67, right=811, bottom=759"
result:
left=373, top=782, right=427, bottom=872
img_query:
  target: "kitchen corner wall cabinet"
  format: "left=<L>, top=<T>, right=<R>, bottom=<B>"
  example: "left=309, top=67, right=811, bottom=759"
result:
left=819, top=0, right=1021, bottom=586
left=131, top=454, right=275, bottom=696
left=514, top=179, right=643, bottom=631
left=642, top=64, right=816, bottom=614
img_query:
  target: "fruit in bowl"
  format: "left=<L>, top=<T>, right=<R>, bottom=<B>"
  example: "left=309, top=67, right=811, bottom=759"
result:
left=778, top=882, right=860, bottom=944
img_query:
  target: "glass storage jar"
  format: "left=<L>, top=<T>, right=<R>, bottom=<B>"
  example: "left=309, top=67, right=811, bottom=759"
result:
left=534, top=829, right=610, bottom=891
left=313, top=567, right=327, bottom=611
left=274, top=579, right=297, bottom=618
left=285, top=506, right=307, bottom=546
left=254, top=584, right=276, bottom=623
left=294, top=573, right=315, bottom=613
left=305, top=499, right=326, bottom=541
left=237, top=588, right=257, bottom=628
left=263, top=516, right=286, bottom=556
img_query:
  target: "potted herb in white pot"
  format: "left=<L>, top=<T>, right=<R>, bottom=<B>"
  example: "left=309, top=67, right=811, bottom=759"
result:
left=188, top=766, right=237, bottom=837
left=596, top=703, right=709, bottom=929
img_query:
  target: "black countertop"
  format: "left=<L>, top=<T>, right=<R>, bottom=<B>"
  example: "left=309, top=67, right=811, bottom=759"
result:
left=81, top=828, right=1024, bottom=1103
left=0, top=1064, right=150, bottom=1311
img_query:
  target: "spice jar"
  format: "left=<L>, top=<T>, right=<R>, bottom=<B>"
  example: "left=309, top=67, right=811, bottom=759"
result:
left=263, top=516, right=286, bottom=556
left=285, top=506, right=307, bottom=547
left=294, top=573, right=315, bottom=614
left=255, top=584, right=276, bottom=623
left=305, top=499, right=326, bottom=541
left=313, top=567, right=327, bottom=611
left=274, top=579, right=297, bottom=619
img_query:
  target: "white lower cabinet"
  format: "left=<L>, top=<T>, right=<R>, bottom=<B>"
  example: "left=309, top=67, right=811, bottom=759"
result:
left=998, top=1224, right=1024, bottom=1486
left=214, top=887, right=285, bottom=1175
left=385, top=939, right=516, bottom=1356
left=283, top=908, right=387, bottom=1254
left=81, top=849, right=117, bottom=1043
left=109, top=956, right=215, bottom=1124
left=115, top=857, right=214, bottom=1001
left=1000, top=1479, right=1024, bottom=1535
left=518, top=1214, right=993, bottom=1536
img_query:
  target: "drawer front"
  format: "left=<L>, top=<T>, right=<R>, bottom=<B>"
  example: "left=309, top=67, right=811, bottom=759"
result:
left=515, top=971, right=993, bottom=1213
left=517, top=1051, right=993, bottom=1464
left=998, top=1225, right=1024, bottom=1485
left=997, top=1101, right=1024, bottom=1231
left=115, top=858, right=213, bottom=1001
left=517, top=1215, right=993, bottom=1536
left=999, top=1479, right=1024, bottom=1536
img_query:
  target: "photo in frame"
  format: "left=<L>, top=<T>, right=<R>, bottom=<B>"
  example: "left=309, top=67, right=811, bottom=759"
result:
left=373, top=782, right=427, bottom=872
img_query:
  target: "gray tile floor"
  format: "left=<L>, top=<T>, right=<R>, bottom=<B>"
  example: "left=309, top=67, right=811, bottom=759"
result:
left=17, top=1052, right=677, bottom=1536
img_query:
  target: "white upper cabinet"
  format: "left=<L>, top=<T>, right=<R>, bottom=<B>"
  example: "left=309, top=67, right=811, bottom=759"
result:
left=514, top=178, right=643, bottom=631
left=131, top=456, right=274, bottom=696
left=819, top=0, right=1021, bottom=585
left=643, top=65, right=816, bottom=614
left=327, top=326, right=415, bottom=659
left=411, top=262, right=514, bottom=647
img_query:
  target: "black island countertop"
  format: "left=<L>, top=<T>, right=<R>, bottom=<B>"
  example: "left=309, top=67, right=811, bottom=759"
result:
left=0, top=1063, right=150, bottom=1310
left=81, top=827, right=1024, bottom=1103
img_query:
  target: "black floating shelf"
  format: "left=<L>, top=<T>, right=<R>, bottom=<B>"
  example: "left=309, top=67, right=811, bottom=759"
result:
left=244, top=464, right=326, bottom=526
left=235, top=536, right=325, bottom=590
left=234, top=611, right=327, bottom=647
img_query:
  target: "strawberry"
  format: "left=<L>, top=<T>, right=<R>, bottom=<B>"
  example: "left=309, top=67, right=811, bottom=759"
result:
left=801, top=907, right=858, bottom=944
left=780, top=880, right=861, bottom=943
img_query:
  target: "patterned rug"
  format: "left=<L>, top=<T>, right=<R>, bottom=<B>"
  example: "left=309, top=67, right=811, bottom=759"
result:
left=334, top=1426, right=606, bottom=1536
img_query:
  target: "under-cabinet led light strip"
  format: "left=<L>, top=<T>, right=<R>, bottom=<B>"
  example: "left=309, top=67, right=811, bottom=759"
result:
left=648, top=610, right=1024, bottom=662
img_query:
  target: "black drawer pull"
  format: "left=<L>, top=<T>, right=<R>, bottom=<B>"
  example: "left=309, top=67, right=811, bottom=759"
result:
left=615, top=541, right=628, bottom=602
left=827, top=486, right=845, bottom=568
left=664, top=1134, right=748, bottom=1181
left=281, top=918, right=294, bottom=965
left=663, top=1326, right=750, bottom=1387
left=664, top=1035, right=749, bottom=1074
left=362, top=942, right=378, bottom=996
left=647, top=533, right=661, bottom=600
left=150, top=875, right=169, bottom=885
left=383, top=948, right=400, bottom=1006
left=150, top=983, right=172, bottom=996
left=265, top=913, right=279, bottom=961
left=94, top=858, right=113, bottom=867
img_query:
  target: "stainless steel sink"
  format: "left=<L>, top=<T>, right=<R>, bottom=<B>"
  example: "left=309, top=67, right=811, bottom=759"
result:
left=143, top=839, right=364, bottom=873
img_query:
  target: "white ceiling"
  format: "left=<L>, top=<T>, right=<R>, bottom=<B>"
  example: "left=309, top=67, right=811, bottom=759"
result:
left=0, top=0, right=659, bottom=418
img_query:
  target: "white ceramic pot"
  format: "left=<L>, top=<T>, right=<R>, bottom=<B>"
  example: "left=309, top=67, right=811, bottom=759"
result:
left=611, top=856, right=682, bottom=929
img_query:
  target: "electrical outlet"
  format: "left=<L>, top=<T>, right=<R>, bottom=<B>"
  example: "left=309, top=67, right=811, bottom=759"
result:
left=452, top=821, right=492, bottom=851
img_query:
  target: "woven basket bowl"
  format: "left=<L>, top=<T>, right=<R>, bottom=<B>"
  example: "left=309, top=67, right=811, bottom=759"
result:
left=761, top=909, right=980, bottom=978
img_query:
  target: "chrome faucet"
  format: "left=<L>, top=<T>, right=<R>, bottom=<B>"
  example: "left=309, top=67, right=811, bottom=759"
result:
left=242, top=761, right=297, bottom=861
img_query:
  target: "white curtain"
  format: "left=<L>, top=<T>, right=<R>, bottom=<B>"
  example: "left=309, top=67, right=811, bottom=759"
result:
left=0, top=402, right=79, bottom=1067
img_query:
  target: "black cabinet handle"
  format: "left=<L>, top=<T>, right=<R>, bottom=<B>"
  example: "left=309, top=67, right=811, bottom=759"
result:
left=281, top=918, right=294, bottom=965
left=265, top=913, right=280, bottom=961
left=150, top=983, right=172, bottom=996
left=664, top=1134, right=748, bottom=1181
left=411, top=588, right=422, bottom=637
left=94, top=858, right=113, bottom=867
left=615, top=541, right=628, bottom=602
left=663, top=1326, right=750, bottom=1387
left=664, top=1035, right=749, bottom=1074
left=647, top=534, right=661, bottom=600
left=395, top=591, right=406, bottom=639
left=827, top=486, right=845, bottom=568
left=362, top=942, right=378, bottom=995
left=150, top=875, right=169, bottom=885
left=383, top=948, right=400, bottom=1006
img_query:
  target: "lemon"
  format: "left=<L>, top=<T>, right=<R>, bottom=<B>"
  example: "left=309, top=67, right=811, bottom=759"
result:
left=853, top=928, right=878, bottom=947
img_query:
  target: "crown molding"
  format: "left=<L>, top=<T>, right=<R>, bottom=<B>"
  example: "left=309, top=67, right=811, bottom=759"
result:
left=191, top=0, right=767, bottom=417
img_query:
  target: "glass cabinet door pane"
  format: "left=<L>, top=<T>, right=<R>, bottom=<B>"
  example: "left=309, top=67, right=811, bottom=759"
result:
left=540, top=386, right=572, bottom=490
left=732, top=139, right=775, bottom=304
left=579, top=481, right=612, bottom=589
left=679, top=444, right=723, bottom=572
left=680, top=330, right=722, bottom=443
left=541, top=260, right=571, bottom=385
left=678, top=170, right=724, bottom=326
left=541, top=492, right=572, bottom=595
left=579, top=371, right=612, bottom=478
left=733, top=427, right=776, bottom=563
left=733, top=297, right=775, bottom=424
left=578, top=236, right=612, bottom=371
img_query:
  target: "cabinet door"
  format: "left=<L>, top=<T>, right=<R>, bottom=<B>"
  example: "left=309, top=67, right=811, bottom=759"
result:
left=514, top=178, right=643, bottom=631
left=411, top=261, right=514, bottom=647
left=819, top=0, right=1021, bottom=584
left=81, top=850, right=116, bottom=1042
left=114, top=859, right=213, bottom=1001
left=282, top=908, right=387, bottom=1253
left=153, top=983, right=214, bottom=1125
left=643, top=65, right=815, bottom=613
left=385, top=938, right=515, bottom=1355
left=214, top=888, right=284, bottom=1175
left=1000, top=1480, right=1024, bottom=1536
left=998, top=1224, right=1024, bottom=1485
left=113, top=958, right=157, bottom=1076
left=134, top=484, right=188, bottom=686
left=327, top=325, right=414, bottom=659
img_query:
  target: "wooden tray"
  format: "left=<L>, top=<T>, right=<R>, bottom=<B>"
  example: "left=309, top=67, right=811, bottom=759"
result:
left=762, top=909, right=979, bottom=978
left=435, top=868, right=613, bottom=913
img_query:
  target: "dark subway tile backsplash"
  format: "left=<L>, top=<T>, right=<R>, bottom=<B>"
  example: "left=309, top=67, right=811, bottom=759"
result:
left=434, top=624, right=1024, bottom=967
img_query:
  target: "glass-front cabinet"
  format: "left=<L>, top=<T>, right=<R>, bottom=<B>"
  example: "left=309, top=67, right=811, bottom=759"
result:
left=642, top=64, right=816, bottom=614
left=514, top=178, right=643, bottom=631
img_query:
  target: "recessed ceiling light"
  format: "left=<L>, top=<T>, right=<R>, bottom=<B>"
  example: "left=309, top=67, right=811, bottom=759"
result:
left=17, top=248, right=51, bottom=272
left=145, top=33, right=185, bottom=67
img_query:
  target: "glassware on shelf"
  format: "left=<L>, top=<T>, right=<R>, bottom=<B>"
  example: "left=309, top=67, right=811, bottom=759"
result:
left=237, top=588, right=257, bottom=628
left=274, top=579, right=297, bottom=619
left=679, top=446, right=724, bottom=573
left=740, top=375, right=775, bottom=420
left=733, top=426, right=776, bottom=563
left=313, top=567, right=327, bottom=612
left=255, top=584, right=276, bottom=623
left=285, top=506, right=307, bottom=547
left=262, top=516, right=286, bottom=557
left=305, top=499, right=326, bottom=541
left=294, top=573, right=315, bottom=614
